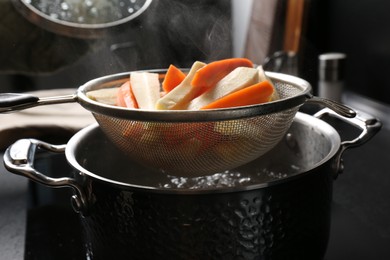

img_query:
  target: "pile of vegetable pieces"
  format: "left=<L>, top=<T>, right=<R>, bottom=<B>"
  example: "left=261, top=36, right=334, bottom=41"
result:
left=88, top=58, right=279, bottom=110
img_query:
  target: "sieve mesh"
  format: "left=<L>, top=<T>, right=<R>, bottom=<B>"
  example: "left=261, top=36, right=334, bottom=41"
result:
left=87, top=73, right=307, bottom=176
left=93, top=108, right=299, bottom=175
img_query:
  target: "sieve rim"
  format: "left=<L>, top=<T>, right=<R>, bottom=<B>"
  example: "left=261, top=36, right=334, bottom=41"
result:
left=77, top=70, right=312, bottom=122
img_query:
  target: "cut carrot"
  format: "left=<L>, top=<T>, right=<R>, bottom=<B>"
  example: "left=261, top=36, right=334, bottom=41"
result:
left=191, top=58, right=254, bottom=95
left=201, top=80, right=274, bottom=110
left=116, top=80, right=139, bottom=108
left=162, top=64, right=186, bottom=93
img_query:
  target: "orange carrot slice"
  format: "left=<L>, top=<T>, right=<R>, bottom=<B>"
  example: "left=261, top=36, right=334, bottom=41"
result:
left=116, top=80, right=139, bottom=108
left=191, top=58, right=254, bottom=95
left=162, top=64, right=186, bottom=93
left=201, top=80, right=274, bottom=110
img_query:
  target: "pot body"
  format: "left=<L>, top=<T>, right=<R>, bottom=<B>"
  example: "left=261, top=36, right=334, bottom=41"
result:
left=4, top=110, right=381, bottom=260
left=68, top=112, right=339, bottom=260
left=80, top=166, right=332, bottom=260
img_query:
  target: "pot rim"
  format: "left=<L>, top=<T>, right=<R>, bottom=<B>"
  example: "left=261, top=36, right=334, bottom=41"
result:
left=65, top=112, right=341, bottom=194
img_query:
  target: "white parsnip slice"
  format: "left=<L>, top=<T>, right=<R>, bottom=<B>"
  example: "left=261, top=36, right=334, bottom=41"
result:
left=155, top=61, right=206, bottom=110
left=187, top=67, right=260, bottom=110
left=86, top=88, right=119, bottom=105
left=257, top=65, right=279, bottom=101
left=130, top=72, right=160, bottom=110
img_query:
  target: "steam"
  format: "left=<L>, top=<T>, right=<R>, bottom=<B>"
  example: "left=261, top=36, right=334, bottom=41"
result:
left=29, top=1, right=234, bottom=84
left=83, top=1, right=233, bottom=75
left=139, top=0, right=233, bottom=67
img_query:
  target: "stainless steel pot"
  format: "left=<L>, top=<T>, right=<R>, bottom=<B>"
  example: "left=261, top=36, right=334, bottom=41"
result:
left=12, top=0, right=153, bottom=39
left=3, top=109, right=381, bottom=259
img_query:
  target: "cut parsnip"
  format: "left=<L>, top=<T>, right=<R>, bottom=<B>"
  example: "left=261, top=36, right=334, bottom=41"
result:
left=130, top=72, right=160, bottom=110
left=86, top=87, right=119, bottom=105
left=257, top=65, right=279, bottom=101
left=187, top=67, right=260, bottom=110
left=155, top=61, right=206, bottom=110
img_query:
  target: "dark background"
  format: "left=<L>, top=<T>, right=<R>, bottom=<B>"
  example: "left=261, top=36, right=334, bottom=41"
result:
left=303, top=0, right=390, bottom=104
left=1, top=0, right=390, bottom=106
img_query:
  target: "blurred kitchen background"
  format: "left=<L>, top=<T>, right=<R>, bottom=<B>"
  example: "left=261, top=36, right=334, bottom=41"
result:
left=1, top=0, right=389, bottom=105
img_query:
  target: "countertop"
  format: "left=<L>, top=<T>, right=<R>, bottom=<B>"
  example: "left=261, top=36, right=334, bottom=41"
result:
left=0, top=91, right=389, bottom=259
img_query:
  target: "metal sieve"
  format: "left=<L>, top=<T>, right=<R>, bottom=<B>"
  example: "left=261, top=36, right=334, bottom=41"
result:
left=0, top=70, right=355, bottom=176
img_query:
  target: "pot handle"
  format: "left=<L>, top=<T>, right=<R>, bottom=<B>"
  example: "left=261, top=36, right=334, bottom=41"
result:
left=314, top=107, right=382, bottom=176
left=0, top=93, right=77, bottom=113
left=307, top=96, right=357, bottom=118
left=3, top=138, right=89, bottom=214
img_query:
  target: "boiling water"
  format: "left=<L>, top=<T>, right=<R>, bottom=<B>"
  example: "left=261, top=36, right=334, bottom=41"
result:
left=159, top=166, right=298, bottom=190
left=25, top=0, right=147, bottom=24
left=83, top=147, right=303, bottom=190
left=82, top=139, right=303, bottom=190
left=79, top=124, right=322, bottom=191
left=81, top=134, right=306, bottom=191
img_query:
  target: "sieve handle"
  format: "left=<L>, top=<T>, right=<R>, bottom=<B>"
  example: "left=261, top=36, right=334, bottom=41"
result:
left=0, top=93, right=77, bottom=113
left=3, top=138, right=89, bottom=215
left=314, top=107, right=382, bottom=177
